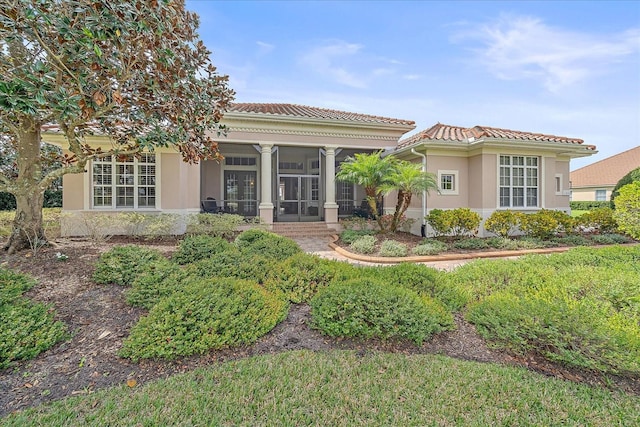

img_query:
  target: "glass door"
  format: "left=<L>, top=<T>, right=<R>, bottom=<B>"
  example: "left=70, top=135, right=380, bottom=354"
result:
left=224, top=170, right=257, bottom=216
left=277, top=175, right=321, bottom=221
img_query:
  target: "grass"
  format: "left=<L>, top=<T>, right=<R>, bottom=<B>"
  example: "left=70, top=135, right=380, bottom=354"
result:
left=0, top=208, right=62, bottom=238
left=3, top=350, right=638, bottom=426
left=571, top=209, right=588, bottom=217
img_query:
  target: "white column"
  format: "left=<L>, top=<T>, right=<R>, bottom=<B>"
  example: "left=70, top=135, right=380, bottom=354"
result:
left=324, top=145, right=339, bottom=225
left=259, top=143, right=274, bottom=225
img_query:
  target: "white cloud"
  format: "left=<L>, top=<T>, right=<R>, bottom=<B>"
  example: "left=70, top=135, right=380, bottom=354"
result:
left=256, top=41, right=275, bottom=55
left=403, top=74, right=421, bottom=80
left=299, top=41, right=367, bottom=88
left=454, top=15, right=640, bottom=92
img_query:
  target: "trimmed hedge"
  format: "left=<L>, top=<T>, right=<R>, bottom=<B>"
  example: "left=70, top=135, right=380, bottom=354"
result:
left=119, top=278, right=288, bottom=361
left=570, top=201, right=611, bottom=211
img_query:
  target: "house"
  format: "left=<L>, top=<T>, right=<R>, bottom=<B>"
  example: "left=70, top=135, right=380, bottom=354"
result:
left=43, top=104, right=596, bottom=236
left=393, top=123, right=596, bottom=236
left=570, top=146, right=640, bottom=202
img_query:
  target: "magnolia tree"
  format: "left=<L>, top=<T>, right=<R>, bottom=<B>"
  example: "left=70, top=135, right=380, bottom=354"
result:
left=0, top=0, right=234, bottom=253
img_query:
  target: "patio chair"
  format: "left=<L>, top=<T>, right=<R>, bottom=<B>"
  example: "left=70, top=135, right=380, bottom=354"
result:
left=201, top=198, right=223, bottom=213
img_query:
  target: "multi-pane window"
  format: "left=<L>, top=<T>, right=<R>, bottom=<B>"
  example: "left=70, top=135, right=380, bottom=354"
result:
left=595, top=189, right=606, bottom=201
left=92, top=154, right=156, bottom=208
left=438, top=170, right=458, bottom=195
left=499, top=155, right=538, bottom=208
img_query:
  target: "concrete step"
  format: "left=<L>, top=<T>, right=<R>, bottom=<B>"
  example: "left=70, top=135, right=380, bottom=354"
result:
left=271, top=222, right=338, bottom=238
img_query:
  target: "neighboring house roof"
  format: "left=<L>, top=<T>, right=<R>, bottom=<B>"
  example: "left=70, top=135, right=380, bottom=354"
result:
left=397, top=122, right=591, bottom=150
left=570, top=146, right=640, bottom=188
left=227, top=103, right=415, bottom=127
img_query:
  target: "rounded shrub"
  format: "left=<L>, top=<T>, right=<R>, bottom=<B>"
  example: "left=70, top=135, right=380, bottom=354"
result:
left=92, top=245, right=167, bottom=286
left=119, top=278, right=289, bottom=361
left=349, top=235, right=376, bottom=254
left=310, top=278, right=453, bottom=345
left=339, top=229, right=375, bottom=244
left=172, top=235, right=233, bottom=265
left=264, top=253, right=358, bottom=303
left=235, top=229, right=301, bottom=261
left=484, top=210, right=524, bottom=238
left=577, top=207, right=618, bottom=234
left=378, top=240, right=408, bottom=257
left=613, top=182, right=640, bottom=239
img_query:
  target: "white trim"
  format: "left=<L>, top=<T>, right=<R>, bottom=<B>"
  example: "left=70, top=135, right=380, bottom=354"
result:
left=555, top=173, right=563, bottom=195
left=437, top=170, right=459, bottom=195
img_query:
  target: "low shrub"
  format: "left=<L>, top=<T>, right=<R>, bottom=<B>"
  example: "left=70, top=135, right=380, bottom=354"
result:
left=127, top=260, right=191, bottom=309
left=172, top=235, right=233, bottom=265
left=517, top=237, right=556, bottom=249
left=411, top=239, right=448, bottom=256
left=235, top=229, right=301, bottom=261
left=452, top=238, right=490, bottom=250
left=119, top=278, right=288, bottom=361
left=367, top=263, right=465, bottom=312
left=339, top=216, right=372, bottom=231
left=349, top=235, right=376, bottom=254
left=310, top=278, right=453, bottom=345
left=467, top=265, right=640, bottom=375
left=551, top=235, right=593, bottom=247
left=378, top=240, right=408, bottom=257
left=0, top=268, right=67, bottom=370
left=339, top=229, right=376, bottom=244
left=92, top=245, right=167, bottom=286
left=484, top=210, right=524, bottom=238
left=577, top=207, right=618, bottom=234
left=485, top=237, right=520, bottom=250
left=264, top=253, right=357, bottom=303
left=590, top=233, right=631, bottom=245
left=185, top=249, right=279, bottom=284
left=570, top=201, right=611, bottom=211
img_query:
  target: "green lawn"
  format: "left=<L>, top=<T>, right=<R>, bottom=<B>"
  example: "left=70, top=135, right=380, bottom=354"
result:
left=2, top=350, right=638, bottom=427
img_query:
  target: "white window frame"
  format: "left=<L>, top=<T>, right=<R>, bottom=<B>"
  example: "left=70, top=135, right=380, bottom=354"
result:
left=595, top=189, right=607, bottom=201
left=499, top=155, right=539, bottom=209
left=555, top=174, right=563, bottom=195
left=91, top=154, right=157, bottom=209
left=438, top=170, right=459, bottom=195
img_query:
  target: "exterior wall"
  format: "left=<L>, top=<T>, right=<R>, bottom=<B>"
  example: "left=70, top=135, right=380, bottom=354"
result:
left=62, top=172, right=85, bottom=210
left=160, top=153, right=200, bottom=210
left=571, top=186, right=614, bottom=202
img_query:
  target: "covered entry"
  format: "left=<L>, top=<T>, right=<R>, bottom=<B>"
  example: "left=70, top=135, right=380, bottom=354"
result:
left=276, top=146, right=323, bottom=222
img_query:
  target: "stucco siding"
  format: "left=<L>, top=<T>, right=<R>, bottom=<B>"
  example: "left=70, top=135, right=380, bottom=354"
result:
left=62, top=171, right=85, bottom=210
left=161, top=153, right=200, bottom=210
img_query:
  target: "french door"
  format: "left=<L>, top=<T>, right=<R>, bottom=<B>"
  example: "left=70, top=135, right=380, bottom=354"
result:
left=277, top=175, right=321, bottom=221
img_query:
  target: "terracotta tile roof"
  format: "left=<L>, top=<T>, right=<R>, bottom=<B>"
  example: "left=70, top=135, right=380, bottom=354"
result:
left=228, top=103, right=415, bottom=126
left=570, top=146, right=640, bottom=187
left=398, top=122, right=589, bottom=149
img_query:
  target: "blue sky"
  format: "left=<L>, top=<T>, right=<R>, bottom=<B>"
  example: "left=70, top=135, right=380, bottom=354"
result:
left=187, top=0, right=640, bottom=170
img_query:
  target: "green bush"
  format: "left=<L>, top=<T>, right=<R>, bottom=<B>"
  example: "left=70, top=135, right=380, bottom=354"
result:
left=485, top=237, right=520, bottom=250
left=467, top=265, right=640, bottom=375
left=551, top=235, right=593, bottom=247
left=172, top=235, right=233, bottom=265
left=120, top=278, right=288, bottom=361
left=452, top=238, right=490, bottom=250
left=185, top=249, right=279, bottom=284
left=610, top=166, right=640, bottom=207
left=425, top=208, right=481, bottom=238
left=339, top=229, right=375, bottom=244
left=613, top=182, right=640, bottom=239
left=349, top=235, right=376, bottom=254
left=367, top=263, right=465, bottom=312
left=484, top=210, right=524, bottom=238
left=378, top=240, right=408, bottom=257
left=234, top=229, right=301, bottom=260
left=92, top=245, right=167, bottom=286
left=577, top=207, right=618, bottom=234
left=519, top=209, right=574, bottom=239
left=517, top=236, right=555, bottom=249
left=127, top=260, right=191, bottom=309
left=186, top=213, right=249, bottom=238
left=411, top=239, right=448, bottom=256
left=265, top=253, right=358, bottom=303
left=310, top=278, right=453, bottom=345
left=0, top=268, right=67, bottom=370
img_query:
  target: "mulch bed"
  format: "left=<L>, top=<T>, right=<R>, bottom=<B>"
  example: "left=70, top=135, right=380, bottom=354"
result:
left=0, top=237, right=638, bottom=417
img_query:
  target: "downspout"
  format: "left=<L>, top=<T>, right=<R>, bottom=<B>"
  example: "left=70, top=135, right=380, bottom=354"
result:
left=411, top=148, right=428, bottom=237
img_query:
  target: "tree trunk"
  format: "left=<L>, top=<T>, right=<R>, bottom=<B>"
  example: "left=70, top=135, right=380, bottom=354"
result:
left=365, top=188, right=384, bottom=231
left=4, top=118, right=46, bottom=254
left=391, top=192, right=412, bottom=232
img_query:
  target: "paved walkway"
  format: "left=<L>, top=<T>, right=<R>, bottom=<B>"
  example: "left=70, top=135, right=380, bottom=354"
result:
left=292, top=237, right=474, bottom=271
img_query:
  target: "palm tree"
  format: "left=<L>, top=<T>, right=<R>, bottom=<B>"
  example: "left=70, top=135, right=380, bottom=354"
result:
left=336, top=151, right=398, bottom=230
left=383, top=161, right=438, bottom=232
